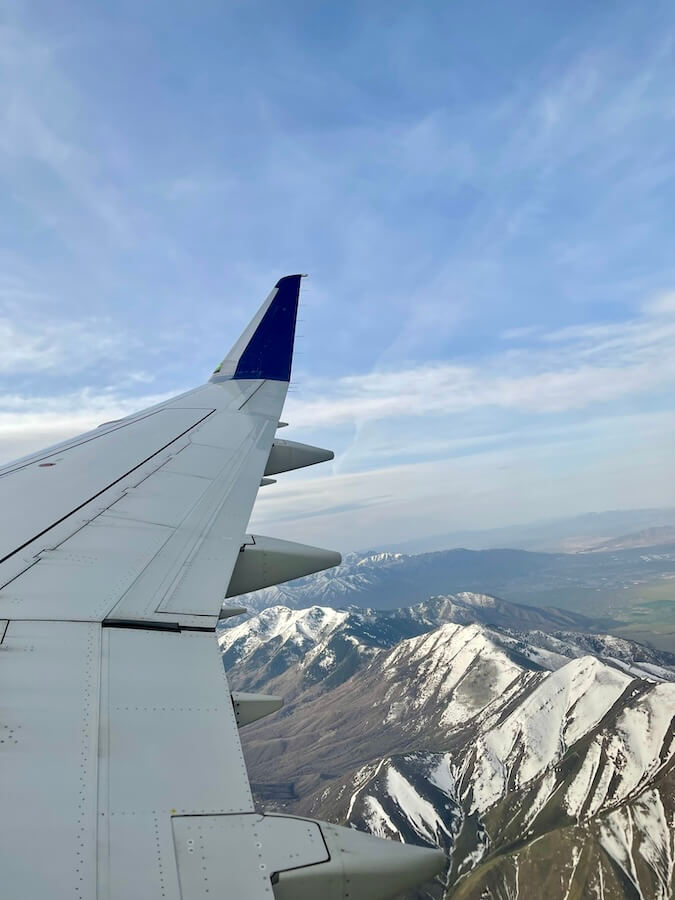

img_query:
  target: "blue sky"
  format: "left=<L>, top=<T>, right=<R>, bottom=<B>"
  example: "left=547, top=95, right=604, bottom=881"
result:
left=2, top=1, right=675, bottom=550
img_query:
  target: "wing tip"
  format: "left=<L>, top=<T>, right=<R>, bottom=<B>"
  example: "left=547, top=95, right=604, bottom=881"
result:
left=275, top=273, right=307, bottom=288
left=211, top=274, right=304, bottom=383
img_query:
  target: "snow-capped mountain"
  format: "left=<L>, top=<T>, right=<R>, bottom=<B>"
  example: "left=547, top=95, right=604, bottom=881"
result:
left=317, top=660, right=675, bottom=900
left=218, top=602, right=431, bottom=698
left=224, top=604, right=675, bottom=899
left=225, top=550, right=411, bottom=613
left=225, top=547, right=580, bottom=616
left=223, top=545, right=675, bottom=640
left=219, top=599, right=675, bottom=698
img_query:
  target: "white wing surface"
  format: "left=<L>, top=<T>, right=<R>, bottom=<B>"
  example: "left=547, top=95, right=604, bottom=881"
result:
left=0, top=276, right=444, bottom=899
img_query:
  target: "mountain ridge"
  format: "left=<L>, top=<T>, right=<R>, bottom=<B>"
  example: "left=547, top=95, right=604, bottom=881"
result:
left=224, top=545, right=675, bottom=648
left=222, top=600, right=675, bottom=899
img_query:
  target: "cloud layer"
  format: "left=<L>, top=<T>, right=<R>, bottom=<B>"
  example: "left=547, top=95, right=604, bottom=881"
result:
left=2, top=4, right=675, bottom=549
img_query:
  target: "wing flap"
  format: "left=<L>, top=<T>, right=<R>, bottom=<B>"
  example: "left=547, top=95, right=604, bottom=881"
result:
left=173, top=815, right=273, bottom=900
left=171, top=813, right=445, bottom=900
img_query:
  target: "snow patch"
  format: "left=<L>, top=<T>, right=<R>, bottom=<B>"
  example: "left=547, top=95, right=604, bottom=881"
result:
left=633, top=789, right=674, bottom=899
left=362, top=796, right=401, bottom=839
left=606, top=682, right=675, bottom=802
left=386, top=764, right=451, bottom=842
left=522, top=768, right=557, bottom=831
left=599, top=807, right=644, bottom=898
left=564, top=740, right=601, bottom=820
left=428, top=754, right=456, bottom=799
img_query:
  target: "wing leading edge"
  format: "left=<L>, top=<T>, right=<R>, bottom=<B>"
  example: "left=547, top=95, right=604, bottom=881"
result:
left=0, top=276, right=445, bottom=900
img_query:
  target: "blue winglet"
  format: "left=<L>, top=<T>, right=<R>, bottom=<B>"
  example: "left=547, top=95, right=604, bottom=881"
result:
left=211, top=275, right=303, bottom=383
left=233, top=275, right=302, bottom=381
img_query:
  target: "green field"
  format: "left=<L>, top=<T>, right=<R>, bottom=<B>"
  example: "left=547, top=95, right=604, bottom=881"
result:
left=498, top=570, right=675, bottom=652
left=607, top=580, right=675, bottom=651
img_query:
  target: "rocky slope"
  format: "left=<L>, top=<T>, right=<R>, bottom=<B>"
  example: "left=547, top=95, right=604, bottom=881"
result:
left=221, top=604, right=675, bottom=899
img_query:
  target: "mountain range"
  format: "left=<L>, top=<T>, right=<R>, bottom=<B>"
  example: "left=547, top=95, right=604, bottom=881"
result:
left=219, top=599, right=675, bottom=899
left=228, top=544, right=675, bottom=639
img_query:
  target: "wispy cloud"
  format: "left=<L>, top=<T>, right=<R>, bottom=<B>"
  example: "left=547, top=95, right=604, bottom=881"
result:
left=250, top=408, right=675, bottom=551
left=285, top=294, right=675, bottom=428
left=0, top=315, right=135, bottom=374
left=1, top=36, right=131, bottom=243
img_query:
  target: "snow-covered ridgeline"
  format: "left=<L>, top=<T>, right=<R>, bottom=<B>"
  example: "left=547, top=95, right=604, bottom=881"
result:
left=220, top=603, right=675, bottom=688
left=218, top=604, right=349, bottom=658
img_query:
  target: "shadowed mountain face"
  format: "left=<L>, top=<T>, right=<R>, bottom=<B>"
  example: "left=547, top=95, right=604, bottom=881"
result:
left=220, top=602, right=675, bottom=900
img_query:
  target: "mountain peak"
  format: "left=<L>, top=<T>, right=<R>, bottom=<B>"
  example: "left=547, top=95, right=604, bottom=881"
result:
left=220, top=604, right=348, bottom=652
left=356, top=551, right=406, bottom=566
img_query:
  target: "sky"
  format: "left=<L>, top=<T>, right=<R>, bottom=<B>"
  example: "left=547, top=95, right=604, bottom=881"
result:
left=1, top=1, right=675, bottom=551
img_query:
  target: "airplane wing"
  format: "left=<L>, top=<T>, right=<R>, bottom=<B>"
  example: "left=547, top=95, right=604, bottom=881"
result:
left=0, top=275, right=444, bottom=900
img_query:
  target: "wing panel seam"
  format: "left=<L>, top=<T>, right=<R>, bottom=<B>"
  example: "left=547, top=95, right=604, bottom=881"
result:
left=102, top=619, right=215, bottom=634
left=0, top=406, right=212, bottom=479
left=0, top=409, right=216, bottom=568
left=237, top=380, right=266, bottom=410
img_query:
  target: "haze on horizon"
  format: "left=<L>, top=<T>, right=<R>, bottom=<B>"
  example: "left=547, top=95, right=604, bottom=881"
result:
left=2, top=2, right=675, bottom=552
